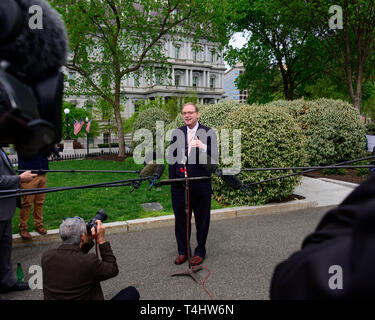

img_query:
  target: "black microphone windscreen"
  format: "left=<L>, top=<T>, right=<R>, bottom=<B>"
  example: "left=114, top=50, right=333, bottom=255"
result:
left=220, top=174, right=243, bottom=190
left=153, top=164, right=165, bottom=178
left=140, top=163, right=158, bottom=178
left=0, top=0, right=68, bottom=80
left=199, top=152, right=219, bottom=174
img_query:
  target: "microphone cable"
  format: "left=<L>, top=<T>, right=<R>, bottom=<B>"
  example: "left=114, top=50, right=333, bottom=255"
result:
left=180, top=166, right=213, bottom=300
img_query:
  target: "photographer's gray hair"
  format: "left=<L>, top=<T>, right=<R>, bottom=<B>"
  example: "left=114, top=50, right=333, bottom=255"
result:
left=59, top=217, right=86, bottom=245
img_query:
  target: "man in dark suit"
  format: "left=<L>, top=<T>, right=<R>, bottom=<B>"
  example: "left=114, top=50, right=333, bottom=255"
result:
left=168, top=102, right=218, bottom=266
left=42, top=217, right=139, bottom=300
left=0, top=147, right=36, bottom=293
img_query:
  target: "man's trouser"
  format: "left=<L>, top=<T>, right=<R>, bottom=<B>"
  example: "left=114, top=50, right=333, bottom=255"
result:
left=18, top=174, right=47, bottom=231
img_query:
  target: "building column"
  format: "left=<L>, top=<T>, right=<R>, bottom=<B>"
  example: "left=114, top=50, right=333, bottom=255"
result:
left=190, top=70, right=193, bottom=87
left=185, top=69, right=189, bottom=86
left=203, top=71, right=206, bottom=88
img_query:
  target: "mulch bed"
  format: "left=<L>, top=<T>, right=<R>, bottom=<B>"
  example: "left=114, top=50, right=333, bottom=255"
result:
left=269, top=194, right=305, bottom=204
left=303, top=169, right=367, bottom=184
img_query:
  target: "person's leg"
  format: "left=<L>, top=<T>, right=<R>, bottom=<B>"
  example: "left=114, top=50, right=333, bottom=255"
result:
left=18, top=180, right=36, bottom=236
left=0, top=220, right=17, bottom=291
left=192, top=191, right=212, bottom=258
left=33, top=175, right=47, bottom=234
left=172, top=192, right=192, bottom=256
left=111, top=286, right=140, bottom=300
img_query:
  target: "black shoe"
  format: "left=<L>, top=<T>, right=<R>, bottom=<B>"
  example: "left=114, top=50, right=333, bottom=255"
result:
left=0, top=281, right=30, bottom=293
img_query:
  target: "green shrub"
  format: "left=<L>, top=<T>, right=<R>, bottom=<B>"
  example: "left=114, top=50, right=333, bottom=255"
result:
left=265, top=98, right=367, bottom=166
left=132, top=107, right=171, bottom=151
left=198, top=101, right=245, bottom=130
left=98, top=143, right=119, bottom=148
left=212, top=104, right=308, bottom=206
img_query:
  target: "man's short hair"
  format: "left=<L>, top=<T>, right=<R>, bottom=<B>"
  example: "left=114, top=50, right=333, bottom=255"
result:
left=59, top=217, right=87, bottom=245
left=182, top=101, right=199, bottom=113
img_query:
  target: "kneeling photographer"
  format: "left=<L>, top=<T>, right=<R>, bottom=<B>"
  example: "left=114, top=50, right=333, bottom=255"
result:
left=41, top=210, right=139, bottom=300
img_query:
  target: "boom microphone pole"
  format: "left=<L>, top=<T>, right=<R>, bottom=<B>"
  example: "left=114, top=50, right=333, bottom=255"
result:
left=16, top=169, right=141, bottom=174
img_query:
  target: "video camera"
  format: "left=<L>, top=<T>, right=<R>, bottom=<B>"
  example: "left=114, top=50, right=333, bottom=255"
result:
left=0, top=0, right=68, bottom=157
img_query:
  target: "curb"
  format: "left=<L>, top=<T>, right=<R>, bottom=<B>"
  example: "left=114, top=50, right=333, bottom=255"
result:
left=12, top=199, right=317, bottom=247
left=318, top=178, right=359, bottom=189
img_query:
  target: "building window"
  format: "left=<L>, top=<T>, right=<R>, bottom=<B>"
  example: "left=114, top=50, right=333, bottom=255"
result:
left=175, top=46, right=180, bottom=59
left=193, top=76, right=198, bottom=87
left=175, top=75, right=180, bottom=86
left=134, top=100, right=142, bottom=113
left=192, top=50, right=197, bottom=62
left=210, top=78, right=215, bottom=89
left=210, top=51, right=215, bottom=63
left=85, top=104, right=93, bottom=116
left=155, top=74, right=161, bottom=85
left=103, top=133, right=110, bottom=144
left=134, top=77, right=139, bottom=87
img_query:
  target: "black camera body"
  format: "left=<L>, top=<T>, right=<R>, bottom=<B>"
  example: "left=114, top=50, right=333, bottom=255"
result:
left=86, top=209, right=107, bottom=234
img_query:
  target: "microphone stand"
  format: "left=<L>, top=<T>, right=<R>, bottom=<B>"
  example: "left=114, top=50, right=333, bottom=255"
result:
left=170, top=161, right=203, bottom=284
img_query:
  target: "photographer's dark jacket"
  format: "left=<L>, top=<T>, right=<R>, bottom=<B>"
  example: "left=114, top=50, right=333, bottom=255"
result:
left=270, top=173, right=375, bottom=299
left=41, top=241, right=119, bottom=300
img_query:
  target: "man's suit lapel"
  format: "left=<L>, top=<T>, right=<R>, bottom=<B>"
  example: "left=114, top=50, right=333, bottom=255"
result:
left=0, top=149, right=15, bottom=173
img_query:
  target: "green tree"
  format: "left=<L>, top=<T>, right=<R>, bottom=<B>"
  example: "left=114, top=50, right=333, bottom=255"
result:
left=93, top=98, right=118, bottom=149
left=225, top=0, right=326, bottom=103
left=51, top=0, right=228, bottom=157
left=62, top=102, right=99, bottom=140
left=282, top=0, right=375, bottom=112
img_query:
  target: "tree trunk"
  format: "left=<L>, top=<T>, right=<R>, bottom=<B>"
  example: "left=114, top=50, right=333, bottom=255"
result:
left=113, top=104, right=125, bottom=157
left=352, top=95, right=362, bottom=113
left=113, top=82, right=125, bottom=157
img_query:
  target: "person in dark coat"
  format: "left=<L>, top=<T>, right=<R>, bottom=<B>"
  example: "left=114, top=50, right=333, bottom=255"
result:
left=42, top=217, right=139, bottom=300
left=0, top=148, right=36, bottom=293
left=270, top=172, right=375, bottom=299
left=168, top=102, right=218, bottom=266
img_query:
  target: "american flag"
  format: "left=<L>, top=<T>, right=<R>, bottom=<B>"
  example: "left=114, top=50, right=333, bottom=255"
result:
left=73, top=119, right=84, bottom=135
left=85, top=119, right=92, bottom=133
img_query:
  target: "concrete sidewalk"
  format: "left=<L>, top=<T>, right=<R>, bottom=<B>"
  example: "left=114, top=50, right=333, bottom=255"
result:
left=294, top=176, right=358, bottom=207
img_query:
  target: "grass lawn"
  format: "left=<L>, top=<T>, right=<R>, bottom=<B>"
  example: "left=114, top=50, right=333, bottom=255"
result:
left=12, top=157, right=226, bottom=234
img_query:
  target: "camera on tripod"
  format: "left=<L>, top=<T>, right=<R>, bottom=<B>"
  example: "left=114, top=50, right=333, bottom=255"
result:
left=86, top=209, right=107, bottom=234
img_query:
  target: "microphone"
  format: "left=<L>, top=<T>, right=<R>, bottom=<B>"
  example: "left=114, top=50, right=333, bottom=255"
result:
left=139, top=163, right=165, bottom=178
left=0, top=0, right=68, bottom=80
left=153, top=164, right=165, bottom=179
left=140, top=163, right=159, bottom=178
left=219, top=171, right=244, bottom=190
left=200, top=153, right=247, bottom=192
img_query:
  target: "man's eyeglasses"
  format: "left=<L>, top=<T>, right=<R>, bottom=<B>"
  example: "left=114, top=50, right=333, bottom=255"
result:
left=182, top=111, right=197, bottom=116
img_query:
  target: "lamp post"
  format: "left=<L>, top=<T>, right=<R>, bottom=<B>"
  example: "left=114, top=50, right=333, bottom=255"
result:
left=64, top=108, right=70, bottom=140
left=85, top=117, right=89, bottom=157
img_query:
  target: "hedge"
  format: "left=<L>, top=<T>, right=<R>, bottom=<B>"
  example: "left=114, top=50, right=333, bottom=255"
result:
left=212, top=104, right=308, bottom=206
left=265, top=99, right=367, bottom=165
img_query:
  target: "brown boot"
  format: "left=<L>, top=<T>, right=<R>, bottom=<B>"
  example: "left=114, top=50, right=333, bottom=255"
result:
left=19, top=229, right=32, bottom=240
left=35, top=225, right=47, bottom=235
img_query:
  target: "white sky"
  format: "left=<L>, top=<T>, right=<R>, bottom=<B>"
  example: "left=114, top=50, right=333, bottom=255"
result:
left=224, top=32, right=249, bottom=70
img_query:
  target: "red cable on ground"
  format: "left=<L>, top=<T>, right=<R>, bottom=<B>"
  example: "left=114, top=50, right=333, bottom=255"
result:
left=182, top=167, right=213, bottom=300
